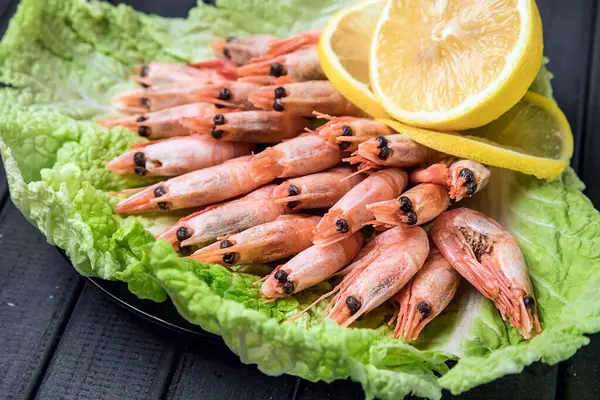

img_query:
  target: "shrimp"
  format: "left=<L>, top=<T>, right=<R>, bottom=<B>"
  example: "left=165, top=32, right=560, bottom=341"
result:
left=238, top=45, right=326, bottom=82
left=249, top=81, right=363, bottom=117
left=366, top=183, right=450, bottom=227
left=391, top=246, right=461, bottom=341
left=173, top=80, right=266, bottom=110
left=253, top=30, right=321, bottom=61
left=189, top=215, right=321, bottom=266
left=106, top=136, right=252, bottom=177
left=114, top=155, right=277, bottom=214
left=271, top=166, right=364, bottom=210
left=157, top=184, right=285, bottom=252
left=180, top=110, right=309, bottom=143
left=292, top=226, right=429, bottom=326
left=211, top=34, right=277, bottom=65
left=431, top=208, right=542, bottom=339
left=99, top=103, right=235, bottom=139
left=312, top=113, right=395, bottom=153
left=260, top=232, right=363, bottom=299
left=312, top=168, right=408, bottom=246
left=410, top=159, right=491, bottom=201
left=250, top=134, right=343, bottom=180
left=130, top=60, right=238, bottom=87
left=344, top=134, right=438, bottom=174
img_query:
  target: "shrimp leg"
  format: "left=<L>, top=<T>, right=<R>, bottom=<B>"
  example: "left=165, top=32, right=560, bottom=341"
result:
left=238, top=45, right=326, bottom=82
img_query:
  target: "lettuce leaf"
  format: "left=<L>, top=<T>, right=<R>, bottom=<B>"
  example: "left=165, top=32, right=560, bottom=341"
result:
left=0, top=0, right=599, bottom=399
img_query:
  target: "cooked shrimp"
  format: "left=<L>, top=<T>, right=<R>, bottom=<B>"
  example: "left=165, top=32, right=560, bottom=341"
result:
left=157, top=184, right=285, bottom=251
left=189, top=215, right=320, bottom=266
left=130, top=60, right=238, bottom=87
left=392, top=246, right=461, bottom=341
left=211, top=34, right=277, bottom=65
left=106, top=136, right=252, bottom=177
left=174, top=80, right=266, bottom=110
left=410, top=159, right=491, bottom=201
left=292, top=226, right=429, bottom=326
left=249, top=81, right=363, bottom=117
left=238, top=45, right=326, bottom=82
left=114, top=155, right=277, bottom=214
left=345, top=134, right=438, bottom=174
left=254, top=30, right=321, bottom=61
left=366, top=183, right=450, bottom=227
left=260, top=232, right=363, bottom=299
left=271, top=166, right=364, bottom=210
left=250, top=134, right=343, bottom=180
left=181, top=110, right=309, bottom=143
left=432, top=208, right=542, bottom=339
left=312, top=168, right=408, bottom=246
left=99, top=103, right=235, bottom=139
left=312, top=113, right=395, bottom=152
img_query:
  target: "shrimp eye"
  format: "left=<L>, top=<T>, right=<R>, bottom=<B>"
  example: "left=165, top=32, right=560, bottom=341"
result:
left=133, top=152, right=146, bottom=167
left=417, top=301, right=432, bottom=318
left=218, top=88, right=232, bottom=101
left=282, top=281, right=294, bottom=294
left=345, top=295, right=362, bottom=315
left=376, top=136, right=388, bottom=148
left=226, top=36, right=236, bottom=43
left=176, top=226, right=192, bottom=242
left=287, top=184, right=300, bottom=196
left=273, top=99, right=285, bottom=112
left=140, top=65, right=149, bottom=77
left=136, top=116, right=148, bottom=123
left=338, top=142, right=351, bottom=151
left=465, top=181, right=478, bottom=196
left=378, top=146, right=390, bottom=160
left=157, top=202, right=169, bottom=210
left=335, top=218, right=350, bottom=234
left=138, top=126, right=151, bottom=137
left=134, top=166, right=147, bottom=176
left=215, top=104, right=226, bottom=109
left=213, top=114, right=226, bottom=125
left=406, top=210, right=418, bottom=226
left=220, top=239, right=234, bottom=249
left=179, top=245, right=194, bottom=256
left=274, top=270, right=288, bottom=283
left=140, top=97, right=151, bottom=108
left=524, top=296, right=535, bottom=310
left=270, top=63, right=285, bottom=77
left=459, top=168, right=475, bottom=182
left=211, top=127, right=224, bottom=139
left=398, top=196, right=413, bottom=212
left=153, top=186, right=166, bottom=197
left=222, top=252, right=237, bottom=264
left=223, top=48, right=232, bottom=59
left=274, top=87, right=287, bottom=99
left=286, top=201, right=299, bottom=209
left=341, top=125, right=353, bottom=136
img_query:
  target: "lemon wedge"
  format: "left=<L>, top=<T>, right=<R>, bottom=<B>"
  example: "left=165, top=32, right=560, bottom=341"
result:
left=318, top=0, right=389, bottom=118
left=370, top=0, right=543, bottom=130
left=378, top=92, right=573, bottom=180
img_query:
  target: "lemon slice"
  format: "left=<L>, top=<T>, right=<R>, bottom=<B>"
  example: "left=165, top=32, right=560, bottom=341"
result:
left=378, top=92, right=573, bottom=180
left=371, top=0, right=543, bottom=130
left=318, top=0, right=389, bottom=117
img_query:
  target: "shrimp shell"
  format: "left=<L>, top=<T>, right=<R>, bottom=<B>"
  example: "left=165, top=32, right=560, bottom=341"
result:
left=238, top=45, right=326, bottom=82
left=431, top=208, right=542, bottom=339
left=271, top=166, right=365, bottom=210
left=253, top=30, right=322, bottom=61
left=313, top=113, right=395, bottom=153
left=189, top=215, right=321, bottom=266
left=392, top=247, right=461, bottom=341
left=211, top=34, right=277, bottom=65
left=312, top=168, right=408, bottom=246
left=130, top=60, right=238, bottom=87
left=260, top=232, right=363, bottom=299
left=177, top=80, right=266, bottom=110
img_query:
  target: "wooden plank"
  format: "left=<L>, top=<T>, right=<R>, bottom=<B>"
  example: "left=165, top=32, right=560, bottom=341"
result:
left=34, top=283, right=180, bottom=400
left=0, top=202, right=82, bottom=399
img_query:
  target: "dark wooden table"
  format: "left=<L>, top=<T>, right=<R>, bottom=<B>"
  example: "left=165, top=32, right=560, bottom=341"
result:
left=1, top=0, right=599, bottom=399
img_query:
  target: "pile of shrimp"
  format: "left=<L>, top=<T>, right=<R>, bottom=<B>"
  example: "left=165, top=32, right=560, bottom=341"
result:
left=101, top=32, right=542, bottom=341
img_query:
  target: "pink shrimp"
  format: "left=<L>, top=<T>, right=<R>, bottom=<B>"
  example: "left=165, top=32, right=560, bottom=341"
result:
left=410, top=159, right=491, bottom=201
left=211, top=34, right=277, bottom=65
left=253, top=30, right=321, bottom=61
left=238, top=45, right=326, bottom=82
left=99, top=103, right=235, bottom=139
left=432, top=208, right=542, bottom=339
left=114, top=155, right=277, bottom=214
left=312, top=168, right=408, bottom=246
left=130, top=60, right=238, bottom=87
left=174, top=80, right=267, bottom=110
left=181, top=110, right=309, bottom=143
left=250, top=134, right=343, bottom=180
left=189, top=215, right=321, bottom=266
left=366, top=183, right=450, bottom=227
left=106, top=136, right=252, bottom=177
left=157, top=184, right=285, bottom=252
left=249, top=81, right=363, bottom=117
left=392, top=246, right=461, bottom=341
left=260, top=232, right=363, bottom=299
left=292, top=226, right=429, bottom=326
left=344, top=134, right=438, bottom=174
left=312, top=113, right=395, bottom=153
left=271, top=166, right=364, bottom=211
